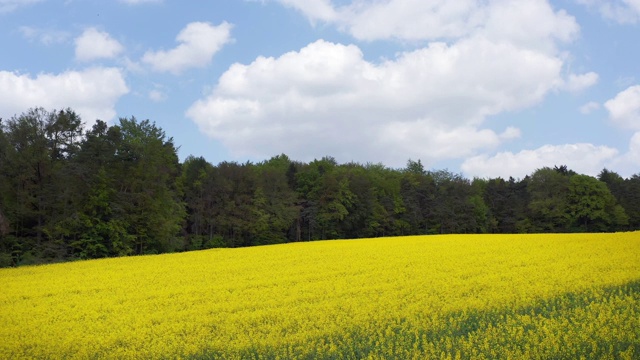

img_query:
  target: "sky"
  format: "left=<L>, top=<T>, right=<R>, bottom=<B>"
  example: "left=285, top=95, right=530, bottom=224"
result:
left=0, top=0, right=639, bottom=179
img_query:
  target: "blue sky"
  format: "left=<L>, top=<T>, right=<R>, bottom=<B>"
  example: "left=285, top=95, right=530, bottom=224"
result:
left=1, top=0, right=639, bottom=179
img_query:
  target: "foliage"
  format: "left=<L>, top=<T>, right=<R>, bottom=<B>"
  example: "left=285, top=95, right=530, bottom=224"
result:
left=528, top=167, right=571, bottom=232
left=0, top=110, right=184, bottom=264
left=568, top=174, right=622, bottom=231
left=1, top=107, right=639, bottom=266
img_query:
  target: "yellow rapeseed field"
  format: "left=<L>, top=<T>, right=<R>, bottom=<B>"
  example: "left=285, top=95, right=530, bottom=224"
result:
left=1, top=233, right=639, bottom=359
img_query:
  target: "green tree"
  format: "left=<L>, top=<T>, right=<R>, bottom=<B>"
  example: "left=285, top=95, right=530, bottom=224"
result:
left=598, top=169, right=624, bottom=197
left=599, top=169, right=639, bottom=230
left=112, top=117, right=186, bottom=254
left=366, top=163, right=403, bottom=237
left=399, top=169, right=436, bottom=235
left=210, top=161, right=257, bottom=247
left=428, top=170, right=480, bottom=234
left=181, top=156, right=216, bottom=249
left=0, top=108, right=82, bottom=263
left=295, top=159, right=325, bottom=241
left=337, top=163, right=380, bottom=238
left=405, top=159, right=426, bottom=175
left=315, top=167, right=354, bottom=240
left=0, top=118, right=16, bottom=265
left=567, top=174, right=626, bottom=231
left=484, top=177, right=530, bottom=233
left=2, top=109, right=50, bottom=248
left=528, top=167, right=571, bottom=232
left=252, top=155, right=300, bottom=244
left=70, top=168, right=134, bottom=258
left=470, top=178, right=489, bottom=233
left=40, top=109, right=84, bottom=257
left=622, top=174, right=640, bottom=229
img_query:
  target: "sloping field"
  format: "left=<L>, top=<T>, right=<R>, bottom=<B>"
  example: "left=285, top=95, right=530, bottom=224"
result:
left=1, top=233, right=639, bottom=359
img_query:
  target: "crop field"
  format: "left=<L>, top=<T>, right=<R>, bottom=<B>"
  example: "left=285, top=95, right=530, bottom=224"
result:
left=1, top=233, right=639, bottom=359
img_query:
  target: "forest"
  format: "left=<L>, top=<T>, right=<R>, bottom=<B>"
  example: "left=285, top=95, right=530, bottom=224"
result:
left=0, top=108, right=638, bottom=267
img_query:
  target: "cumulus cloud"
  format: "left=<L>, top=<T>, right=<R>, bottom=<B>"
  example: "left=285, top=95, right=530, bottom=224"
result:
left=186, top=0, right=596, bottom=169
left=577, top=0, right=640, bottom=24
left=276, top=0, right=579, bottom=51
left=0, top=67, right=129, bottom=126
left=618, top=132, right=640, bottom=172
left=597, top=132, right=640, bottom=177
left=142, top=21, right=232, bottom=74
left=278, top=0, right=337, bottom=22
left=461, top=143, right=620, bottom=179
left=334, top=0, right=484, bottom=40
left=561, top=72, right=599, bottom=93
left=463, top=129, right=640, bottom=179
left=75, top=28, right=124, bottom=62
left=0, top=0, right=42, bottom=13
left=479, top=0, right=578, bottom=52
left=187, top=38, right=570, bottom=166
left=604, top=85, right=640, bottom=130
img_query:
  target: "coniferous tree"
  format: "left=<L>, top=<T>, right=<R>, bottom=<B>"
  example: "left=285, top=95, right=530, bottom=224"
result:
left=2, top=106, right=639, bottom=268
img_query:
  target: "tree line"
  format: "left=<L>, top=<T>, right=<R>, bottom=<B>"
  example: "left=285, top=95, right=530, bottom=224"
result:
left=0, top=108, right=638, bottom=266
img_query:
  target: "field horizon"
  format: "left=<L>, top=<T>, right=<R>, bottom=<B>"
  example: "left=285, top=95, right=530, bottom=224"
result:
left=1, top=232, right=639, bottom=359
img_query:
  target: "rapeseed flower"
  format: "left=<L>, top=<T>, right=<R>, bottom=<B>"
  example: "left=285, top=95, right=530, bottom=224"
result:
left=0, top=232, right=638, bottom=359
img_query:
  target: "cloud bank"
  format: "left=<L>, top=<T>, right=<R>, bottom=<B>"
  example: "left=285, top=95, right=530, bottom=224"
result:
left=462, top=85, right=640, bottom=179
left=188, top=0, right=596, bottom=169
left=0, top=68, right=129, bottom=125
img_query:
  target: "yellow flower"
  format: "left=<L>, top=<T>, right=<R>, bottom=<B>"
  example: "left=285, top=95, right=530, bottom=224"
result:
left=0, top=232, right=638, bottom=359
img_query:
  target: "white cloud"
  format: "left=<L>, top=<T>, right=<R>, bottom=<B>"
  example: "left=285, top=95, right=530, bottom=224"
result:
left=604, top=85, right=640, bottom=130
left=0, top=67, right=129, bottom=126
left=276, top=0, right=579, bottom=51
left=462, top=127, right=640, bottom=178
left=561, top=72, right=599, bottom=92
left=577, top=0, right=640, bottom=24
left=336, top=0, right=485, bottom=41
left=75, top=28, right=124, bottom=62
left=619, top=132, right=640, bottom=171
left=479, top=0, right=578, bottom=52
left=579, top=101, right=600, bottom=114
left=185, top=1, right=593, bottom=169
left=602, top=132, right=640, bottom=176
left=19, top=26, right=70, bottom=45
left=500, top=126, right=522, bottom=140
left=187, top=38, right=568, bottom=166
left=461, top=143, right=620, bottom=179
left=141, top=21, right=232, bottom=74
left=278, top=0, right=337, bottom=22
left=0, top=0, right=42, bottom=13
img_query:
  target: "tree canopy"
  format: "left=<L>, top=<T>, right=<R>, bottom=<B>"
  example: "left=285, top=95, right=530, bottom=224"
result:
left=0, top=108, right=637, bottom=267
